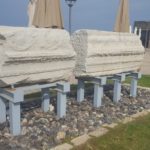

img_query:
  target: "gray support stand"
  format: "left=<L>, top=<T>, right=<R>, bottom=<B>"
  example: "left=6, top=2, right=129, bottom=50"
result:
left=0, top=98, right=6, bottom=123
left=0, top=82, right=70, bottom=135
left=93, top=77, right=106, bottom=107
left=113, top=74, right=125, bottom=103
left=94, top=84, right=103, bottom=107
left=130, top=78, right=138, bottom=98
left=130, top=73, right=142, bottom=98
left=101, top=88, right=104, bottom=98
left=9, top=102, right=21, bottom=136
left=76, top=77, right=106, bottom=107
left=41, top=88, right=50, bottom=112
left=57, top=92, right=66, bottom=118
left=113, top=79, right=121, bottom=103
left=77, top=79, right=85, bottom=102
left=9, top=89, right=23, bottom=136
left=57, top=82, right=70, bottom=118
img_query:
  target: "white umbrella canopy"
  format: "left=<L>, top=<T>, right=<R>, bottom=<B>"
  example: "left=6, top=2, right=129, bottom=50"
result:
left=114, top=0, right=130, bottom=32
left=29, top=0, right=64, bottom=28
left=28, top=0, right=37, bottom=27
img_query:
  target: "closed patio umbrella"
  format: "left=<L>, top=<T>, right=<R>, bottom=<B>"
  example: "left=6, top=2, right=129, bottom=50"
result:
left=28, top=0, right=37, bottom=27
left=32, top=0, right=64, bottom=28
left=114, top=0, right=130, bottom=32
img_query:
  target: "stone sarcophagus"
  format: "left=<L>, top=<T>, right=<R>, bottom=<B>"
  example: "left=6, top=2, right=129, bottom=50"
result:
left=71, top=30, right=145, bottom=77
left=0, top=26, right=75, bottom=87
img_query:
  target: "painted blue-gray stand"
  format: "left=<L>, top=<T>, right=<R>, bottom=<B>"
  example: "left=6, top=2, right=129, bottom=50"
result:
left=41, top=88, right=50, bottom=112
left=0, top=97, right=6, bottom=123
left=57, top=82, right=70, bottom=118
left=94, top=84, right=102, bottom=107
left=0, top=88, right=24, bottom=136
left=129, top=72, right=142, bottom=97
left=113, top=74, right=126, bottom=103
left=9, top=89, right=24, bottom=136
left=57, top=92, right=66, bottom=118
left=77, top=79, right=85, bottom=102
left=0, top=81, right=70, bottom=136
left=76, top=77, right=107, bottom=107
left=93, top=77, right=107, bottom=107
left=9, top=102, right=21, bottom=135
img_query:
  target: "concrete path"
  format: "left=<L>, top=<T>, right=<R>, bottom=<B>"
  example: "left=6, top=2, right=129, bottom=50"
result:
left=141, top=49, right=150, bottom=75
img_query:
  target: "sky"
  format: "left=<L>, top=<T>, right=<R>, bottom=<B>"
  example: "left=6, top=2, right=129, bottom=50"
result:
left=0, top=0, right=150, bottom=32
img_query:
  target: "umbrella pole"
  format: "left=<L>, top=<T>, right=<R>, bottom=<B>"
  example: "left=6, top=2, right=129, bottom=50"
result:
left=69, top=6, right=72, bottom=35
left=65, top=0, right=77, bottom=34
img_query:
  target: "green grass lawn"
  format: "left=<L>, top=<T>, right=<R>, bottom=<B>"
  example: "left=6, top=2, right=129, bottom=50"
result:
left=72, top=113, right=150, bottom=150
left=106, top=75, right=150, bottom=88
left=71, top=75, right=150, bottom=150
left=125, top=75, right=150, bottom=88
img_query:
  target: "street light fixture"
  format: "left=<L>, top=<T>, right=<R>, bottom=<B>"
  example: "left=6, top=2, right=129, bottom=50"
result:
left=65, top=0, right=77, bottom=34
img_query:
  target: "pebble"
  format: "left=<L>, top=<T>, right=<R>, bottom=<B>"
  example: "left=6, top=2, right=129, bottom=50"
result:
left=0, top=86, right=150, bottom=150
left=56, top=131, right=66, bottom=141
left=88, top=120, right=94, bottom=126
left=4, top=133, right=11, bottom=138
left=22, top=118, right=28, bottom=126
left=21, top=127, right=28, bottom=135
left=49, top=104, right=54, bottom=112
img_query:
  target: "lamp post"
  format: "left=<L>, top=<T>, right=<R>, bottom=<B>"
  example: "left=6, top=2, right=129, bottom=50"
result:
left=65, top=0, right=77, bottom=34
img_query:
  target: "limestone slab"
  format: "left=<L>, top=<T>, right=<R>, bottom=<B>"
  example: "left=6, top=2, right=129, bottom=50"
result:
left=0, top=26, right=76, bottom=87
left=122, top=117, right=134, bottom=124
left=71, top=30, right=145, bottom=77
left=50, top=143, right=73, bottom=150
left=102, top=123, right=118, bottom=128
left=89, top=127, right=108, bottom=137
left=71, top=134, right=91, bottom=146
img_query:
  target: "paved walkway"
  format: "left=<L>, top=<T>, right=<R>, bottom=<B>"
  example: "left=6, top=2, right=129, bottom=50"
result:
left=141, top=49, right=150, bottom=75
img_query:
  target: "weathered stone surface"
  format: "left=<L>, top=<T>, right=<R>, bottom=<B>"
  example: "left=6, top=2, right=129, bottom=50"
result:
left=122, top=117, right=134, bottom=124
left=0, top=26, right=75, bottom=87
left=102, top=123, right=118, bottom=128
left=50, top=143, right=73, bottom=150
left=71, top=134, right=91, bottom=146
left=89, top=127, right=108, bottom=137
left=71, top=30, right=145, bottom=77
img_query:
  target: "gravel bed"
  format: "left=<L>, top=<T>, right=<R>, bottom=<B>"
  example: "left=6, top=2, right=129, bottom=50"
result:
left=0, top=85, right=150, bottom=150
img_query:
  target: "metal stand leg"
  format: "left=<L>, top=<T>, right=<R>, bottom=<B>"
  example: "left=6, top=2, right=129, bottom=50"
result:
left=0, top=98, right=6, bottom=123
left=101, top=87, right=104, bottom=98
left=77, top=79, right=85, bottom=102
left=113, top=79, right=121, bottom=102
left=57, top=91, right=66, bottom=118
left=41, top=88, right=50, bottom=112
left=94, top=83, right=103, bottom=107
left=0, top=82, right=70, bottom=136
left=129, top=72, right=141, bottom=98
left=9, top=102, right=21, bottom=136
left=130, top=78, right=138, bottom=97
